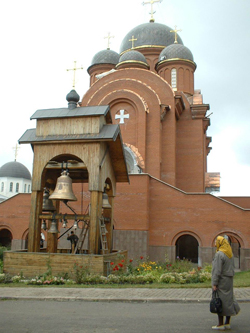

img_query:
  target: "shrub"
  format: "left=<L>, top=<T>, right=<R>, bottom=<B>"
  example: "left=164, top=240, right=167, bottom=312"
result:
left=0, top=247, right=7, bottom=261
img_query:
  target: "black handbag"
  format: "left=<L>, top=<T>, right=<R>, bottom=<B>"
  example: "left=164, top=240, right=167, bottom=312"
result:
left=210, top=290, right=222, bottom=314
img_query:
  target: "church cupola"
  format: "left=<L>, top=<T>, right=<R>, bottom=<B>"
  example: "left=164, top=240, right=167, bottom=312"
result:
left=87, top=49, right=119, bottom=85
left=116, top=50, right=149, bottom=70
left=155, top=42, right=196, bottom=95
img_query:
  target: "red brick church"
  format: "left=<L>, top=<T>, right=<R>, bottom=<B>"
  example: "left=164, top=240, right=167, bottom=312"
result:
left=1, top=7, right=250, bottom=270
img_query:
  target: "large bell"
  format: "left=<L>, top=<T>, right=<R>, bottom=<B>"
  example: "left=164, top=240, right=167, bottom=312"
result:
left=42, top=189, right=56, bottom=212
left=102, top=192, right=112, bottom=209
left=48, top=219, right=59, bottom=234
left=49, top=170, right=77, bottom=201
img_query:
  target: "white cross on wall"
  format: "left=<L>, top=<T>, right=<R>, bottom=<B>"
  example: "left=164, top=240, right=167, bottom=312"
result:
left=115, top=109, right=129, bottom=124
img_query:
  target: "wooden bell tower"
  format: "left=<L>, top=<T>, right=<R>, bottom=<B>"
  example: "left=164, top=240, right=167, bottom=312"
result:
left=19, top=89, right=129, bottom=255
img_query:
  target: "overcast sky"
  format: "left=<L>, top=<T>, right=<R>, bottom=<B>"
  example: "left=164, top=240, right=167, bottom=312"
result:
left=1, top=0, right=250, bottom=196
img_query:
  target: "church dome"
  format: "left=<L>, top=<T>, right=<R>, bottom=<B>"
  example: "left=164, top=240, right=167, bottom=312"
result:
left=120, top=22, right=183, bottom=54
left=117, top=50, right=149, bottom=67
left=159, top=43, right=194, bottom=62
left=90, top=49, right=120, bottom=66
left=0, top=161, right=31, bottom=180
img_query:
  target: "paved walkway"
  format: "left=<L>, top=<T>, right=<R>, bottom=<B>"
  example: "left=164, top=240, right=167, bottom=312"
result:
left=1, top=287, right=250, bottom=302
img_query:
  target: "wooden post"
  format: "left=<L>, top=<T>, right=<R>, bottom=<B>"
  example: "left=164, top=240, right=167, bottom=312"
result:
left=47, top=200, right=60, bottom=253
left=28, top=190, right=43, bottom=252
left=89, top=191, right=102, bottom=254
left=103, top=196, right=114, bottom=253
left=47, top=222, right=58, bottom=253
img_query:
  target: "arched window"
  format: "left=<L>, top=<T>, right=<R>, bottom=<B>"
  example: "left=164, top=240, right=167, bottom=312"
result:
left=24, top=184, right=27, bottom=193
left=171, top=68, right=177, bottom=90
left=9, top=182, right=13, bottom=192
left=28, top=185, right=31, bottom=192
left=16, top=183, right=19, bottom=193
left=1, top=182, right=4, bottom=192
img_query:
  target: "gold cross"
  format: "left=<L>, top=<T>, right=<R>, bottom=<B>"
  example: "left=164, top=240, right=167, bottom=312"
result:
left=142, top=0, right=162, bottom=22
left=170, top=25, right=182, bottom=44
left=12, top=143, right=20, bottom=161
left=129, top=35, right=137, bottom=49
left=104, top=32, right=114, bottom=50
left=66, top=61, right=83, bottom=89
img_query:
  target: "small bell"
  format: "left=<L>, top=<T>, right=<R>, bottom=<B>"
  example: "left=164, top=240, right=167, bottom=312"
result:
left=73, top=219, right=78, bottom=230
left=42, top=189, right=56, bottom=212
left=62, top=217, right=67, bottom=228
left=48, top=219, right=59, bottom=234
left=102, top=192, right=111, bottom=209
left=41, top=219, right=47, bottom=230
left=49, top=170, right=77, bottom=201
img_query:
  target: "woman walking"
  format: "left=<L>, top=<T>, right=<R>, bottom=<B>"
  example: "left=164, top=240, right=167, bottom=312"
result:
left=211, top=235, right=240, bottom=330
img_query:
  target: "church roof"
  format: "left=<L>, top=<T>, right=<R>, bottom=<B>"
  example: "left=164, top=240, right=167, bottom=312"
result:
left=120, top=22, right=183, bottom=54
left=19, top=124, right=121, bottom=144
left=90, top=49, right=120, bottom=66
left=0, top=161, right=31, bottom=180
left=118, top=50, right=148, bottom=65
left=30, top=105, right=112, bottom=123
left=159, top=43, right=194, bottom=62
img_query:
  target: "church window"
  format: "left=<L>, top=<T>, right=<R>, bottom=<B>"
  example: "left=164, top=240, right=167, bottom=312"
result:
left=28, top=185, right=31, bottom=192
left=171, top=68, right=177, bottom=90
left=16, top=183, right=19, bottom=193
left=24, top=184, right=27, bottom=193
left=1, top=182, right=4, bottom=192
left=10, top=182, right=13, bottom=192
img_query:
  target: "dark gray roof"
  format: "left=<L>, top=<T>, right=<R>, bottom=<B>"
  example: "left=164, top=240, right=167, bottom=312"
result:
left=19, top=124, right=120, bottom=144
left=159, top=44, right=194, bottom=62
left=0, top=161, right=31, bottom=180
left=91, top=49, right=120, bottom=66
left=30, top=105, right=111, bottom=121
left=118, top=50, right=149, bottom=65
left=120, top=22, right=183, bottom=54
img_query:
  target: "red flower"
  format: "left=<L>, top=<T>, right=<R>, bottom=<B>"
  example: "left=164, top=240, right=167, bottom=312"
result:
left=110, top=262, right=114, bottom=265
left=140, top=256, right=143, bottom=260
left=118, top=263, right=123, bottom=267
left=113, top=268, right=116, bottom=271
left=129, top=259, right=133, bottom=263
left=121, top=259, right=124, bottom=262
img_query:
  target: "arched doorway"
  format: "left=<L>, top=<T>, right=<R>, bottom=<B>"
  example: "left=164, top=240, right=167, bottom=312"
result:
left=176, top=234, right=199, bottom=263
left=0, top=229, right=12, bottom=248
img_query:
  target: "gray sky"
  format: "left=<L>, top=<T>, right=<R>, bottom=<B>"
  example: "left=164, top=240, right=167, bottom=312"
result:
left=1, top=0, right=250, bottom=196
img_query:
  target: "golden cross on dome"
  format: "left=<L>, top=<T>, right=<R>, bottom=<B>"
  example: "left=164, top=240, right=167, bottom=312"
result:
left=12, top=143, right=20, bottom=161
left=170, top=25, right=182, bottom=44
left=142, top=0, right=162, bottom=22
left=129, top=35, right=137, bottom=49
left=66, top=61, right=83, bottom=89
left=104, top=32, right=115, bottom=50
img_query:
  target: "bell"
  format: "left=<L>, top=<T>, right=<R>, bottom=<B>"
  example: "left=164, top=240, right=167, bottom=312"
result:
left=41, top=219, right=47, bottom=230
left=42, top=189, right=56, bottom=212
left=48, top=219, right=59, bottom=234
left=73, top=219, right=78, bottom=229
left=49, top=170, right=77, bottom=201
left=102, top=192, right=112, bottom=209
left=62, top=218, right=67, bottom=228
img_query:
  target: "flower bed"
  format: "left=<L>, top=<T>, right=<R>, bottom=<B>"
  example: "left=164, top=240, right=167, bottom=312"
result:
left=0, top=256, right=212, bottom=285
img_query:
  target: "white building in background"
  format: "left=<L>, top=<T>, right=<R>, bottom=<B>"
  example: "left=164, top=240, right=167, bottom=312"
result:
left=0, top=161, right=32, bottom=201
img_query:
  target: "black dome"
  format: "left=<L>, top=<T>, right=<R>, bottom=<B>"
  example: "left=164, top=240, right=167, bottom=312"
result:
left=118, top=50, right=148, bottom=65
left=90, top=49, right=120, bottom=66
left=120, top=22, right=183, bottom=54
left=66, top=89, right=80, bottom=103
left=159, top=43, right=194, bottom=62
left=0, top=161, right=31, bottom=180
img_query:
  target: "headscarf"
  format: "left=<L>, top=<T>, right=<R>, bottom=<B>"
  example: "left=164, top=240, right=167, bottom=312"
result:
left=216, top=235, right=233, bottom=258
